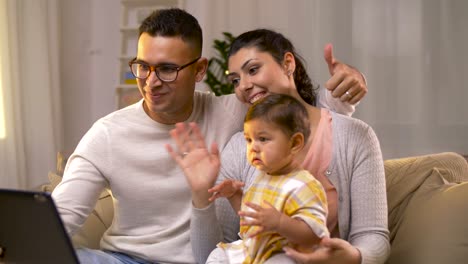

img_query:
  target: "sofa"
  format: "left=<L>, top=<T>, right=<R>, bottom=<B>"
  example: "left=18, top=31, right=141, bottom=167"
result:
left=41, top=152, right=468, bottom=263
left=384, top=152, right=468, bottom=264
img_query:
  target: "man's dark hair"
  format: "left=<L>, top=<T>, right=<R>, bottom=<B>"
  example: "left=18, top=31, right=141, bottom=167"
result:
left=139, top=8, right=202, bottom=55
left=245, top=94, right=311, bottom=142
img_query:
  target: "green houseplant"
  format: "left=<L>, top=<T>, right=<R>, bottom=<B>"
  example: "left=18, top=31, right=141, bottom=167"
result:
left=204, top=32, right=236, bottom=96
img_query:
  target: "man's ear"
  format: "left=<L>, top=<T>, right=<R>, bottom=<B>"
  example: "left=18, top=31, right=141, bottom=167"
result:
left=283, top=52, right=296, bottom=76
left=290, top=132, right=304, bottom=154
left=195, top=57, right=208, bottom=82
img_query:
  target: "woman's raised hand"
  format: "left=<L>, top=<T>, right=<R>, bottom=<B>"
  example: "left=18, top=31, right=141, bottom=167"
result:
left=324, top=43, right=368, bottom=105
left=166, top=122, right=220, bottom=208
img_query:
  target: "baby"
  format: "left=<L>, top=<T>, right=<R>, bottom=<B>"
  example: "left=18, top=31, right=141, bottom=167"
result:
left=208, top=94, right=329, bottom=263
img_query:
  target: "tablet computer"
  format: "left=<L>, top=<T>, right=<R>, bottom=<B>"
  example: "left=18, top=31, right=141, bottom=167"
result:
left=0, top=188, right=79, bottom=263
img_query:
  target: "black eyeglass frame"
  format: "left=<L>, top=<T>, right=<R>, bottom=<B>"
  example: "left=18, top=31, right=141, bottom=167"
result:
left=128, top=57, right=201, bottom=82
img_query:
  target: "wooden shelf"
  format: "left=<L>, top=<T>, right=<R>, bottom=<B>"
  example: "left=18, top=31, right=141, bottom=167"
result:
left=121, top=0, right=183, bottom=7
left=119, top=56, right=134, bottom=61
left=120, top=27, right=139, bottom=34
left=116, top=86, right=141, bottom=109
left=117, top=84, right=137, bottom=89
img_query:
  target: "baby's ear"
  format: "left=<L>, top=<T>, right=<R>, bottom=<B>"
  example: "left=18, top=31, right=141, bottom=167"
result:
left=290, top=132, right=304, bottom=154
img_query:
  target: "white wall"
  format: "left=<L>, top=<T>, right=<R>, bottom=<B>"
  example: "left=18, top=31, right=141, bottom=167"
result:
left=60, top=0, right=120, bottom=153
left=60, top=0, right=468, bottom=160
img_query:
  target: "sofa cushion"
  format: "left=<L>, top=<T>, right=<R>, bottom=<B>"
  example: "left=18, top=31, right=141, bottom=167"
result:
left=71, top=192, right=113, bottom=249
left=42, top=171, right=113, bottom=249
left=385, top=152, right=468, bottom=264
left=385, top=152, right=468, bottom=242
left=387, top=179, right=468, bottom=264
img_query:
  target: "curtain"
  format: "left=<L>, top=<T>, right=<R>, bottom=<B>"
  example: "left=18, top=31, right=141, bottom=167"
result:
left=186, top=0, right=468, bottom=159
left=0, top=0, right=63, bottom=189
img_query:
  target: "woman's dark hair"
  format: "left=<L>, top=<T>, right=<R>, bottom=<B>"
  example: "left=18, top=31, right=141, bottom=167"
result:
left=229, top=29, right=318, bottom=106
left=245, top=94, right=310, bottom=142
left=139, top=8, right=202, bottom=56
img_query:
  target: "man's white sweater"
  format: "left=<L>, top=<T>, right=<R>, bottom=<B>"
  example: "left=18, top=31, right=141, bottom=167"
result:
left=52, top=91, right=246, bottom=263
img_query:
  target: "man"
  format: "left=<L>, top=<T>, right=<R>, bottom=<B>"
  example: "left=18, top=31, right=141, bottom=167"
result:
left=52, top=8, right=366, bottom=264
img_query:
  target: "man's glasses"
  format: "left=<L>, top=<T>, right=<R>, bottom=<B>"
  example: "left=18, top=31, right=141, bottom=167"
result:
left=129, top=57, right=200, bottom=82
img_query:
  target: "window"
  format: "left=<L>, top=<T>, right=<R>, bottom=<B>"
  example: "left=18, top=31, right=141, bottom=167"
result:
left=0, top=43, right=5, bottom=139
left=0, top=1, right=6, bottom=139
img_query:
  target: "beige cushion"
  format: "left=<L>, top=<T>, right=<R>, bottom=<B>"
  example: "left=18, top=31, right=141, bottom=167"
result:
left=40, top=152, right=114, bottom=249
left=387, top=180, right=468, bottom=264
left=42, top=172, right=114, bottom=249
left=72, top=192, right=113, bottom=249
left=385, top=152, right=468, bottom=264
left=385, top=152, right=468, bottom=242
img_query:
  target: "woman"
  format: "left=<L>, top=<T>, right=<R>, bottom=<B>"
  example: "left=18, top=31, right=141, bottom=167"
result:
left=169, top=29, right=389, bottom=264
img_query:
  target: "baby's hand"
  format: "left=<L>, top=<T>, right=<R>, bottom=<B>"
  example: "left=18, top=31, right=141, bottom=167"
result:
left=208, top=179, right=244, bottom=201
left=239, top=201, right=283, bottom=237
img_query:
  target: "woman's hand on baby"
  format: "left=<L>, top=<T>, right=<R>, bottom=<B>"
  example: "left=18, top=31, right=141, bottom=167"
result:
left=239, top=201, right=284, bottom=237
left=166, top=122, right=220, bottom=207
left=208, top=179, right=245, bottom=201
left=283, top=237, right=361, bottom=264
